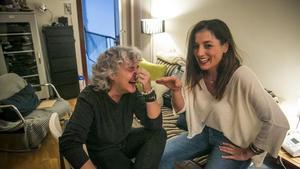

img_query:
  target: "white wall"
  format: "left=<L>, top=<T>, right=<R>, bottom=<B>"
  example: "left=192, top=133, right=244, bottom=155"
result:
left=147, top=0, right=300, bottom=106
left=27, top=0, right=83, bottom=76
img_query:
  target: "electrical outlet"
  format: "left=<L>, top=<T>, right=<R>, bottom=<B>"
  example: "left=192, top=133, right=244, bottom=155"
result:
left=64, top=3, right=71, bottom=15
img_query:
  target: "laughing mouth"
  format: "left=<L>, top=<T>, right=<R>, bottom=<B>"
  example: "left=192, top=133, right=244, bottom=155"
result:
left=129, top=80, right=136, bottom=84
left=198, top=58, right=209, bottom=64
left=129, top=74, right=137, bottom=84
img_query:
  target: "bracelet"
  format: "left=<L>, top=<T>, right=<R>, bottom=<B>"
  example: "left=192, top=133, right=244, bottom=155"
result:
left=143, top=89, right=157, bottom=102
left=249, top=143, right=264, bottom=155
left=141, top=88, right=154, bottom=95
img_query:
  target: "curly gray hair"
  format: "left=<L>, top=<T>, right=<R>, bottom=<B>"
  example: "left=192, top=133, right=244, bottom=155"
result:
left=91, top=46, right=142, bottom=91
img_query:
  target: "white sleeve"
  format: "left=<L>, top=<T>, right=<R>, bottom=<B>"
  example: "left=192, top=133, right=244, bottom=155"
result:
left=239, top=67, right=289, bottom=157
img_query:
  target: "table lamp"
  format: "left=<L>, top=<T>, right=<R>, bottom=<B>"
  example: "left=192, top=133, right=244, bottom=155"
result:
left=141, top=19, right=165, bottom=62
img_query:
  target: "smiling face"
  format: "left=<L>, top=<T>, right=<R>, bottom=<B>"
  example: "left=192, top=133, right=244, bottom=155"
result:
left=194, top=30, right=228, bottom=73
left=110, top=60, right=138, bottom=95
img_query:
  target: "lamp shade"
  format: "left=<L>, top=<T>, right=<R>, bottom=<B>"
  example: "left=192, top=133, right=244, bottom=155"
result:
left=141, top=19, right=165, bottom=34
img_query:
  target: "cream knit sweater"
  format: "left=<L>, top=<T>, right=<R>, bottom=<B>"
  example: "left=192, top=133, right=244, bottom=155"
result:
left=177, top=66, right=289, bottom=166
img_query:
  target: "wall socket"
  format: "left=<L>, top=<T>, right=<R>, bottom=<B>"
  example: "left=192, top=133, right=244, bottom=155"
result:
left=64, top=3, right=71, bottom=15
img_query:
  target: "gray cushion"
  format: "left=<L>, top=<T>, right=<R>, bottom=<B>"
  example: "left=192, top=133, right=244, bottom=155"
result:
left=0, top=73, right=27, bottom=100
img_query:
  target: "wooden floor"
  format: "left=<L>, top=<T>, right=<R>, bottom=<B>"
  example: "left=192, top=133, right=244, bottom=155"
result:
left=0, top=99, right=77, bottom=169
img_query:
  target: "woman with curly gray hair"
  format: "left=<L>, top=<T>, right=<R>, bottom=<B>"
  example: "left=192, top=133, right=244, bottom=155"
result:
left=91, top=46, right=141, bottom=91
left=60, top=46, right=167, bottom=169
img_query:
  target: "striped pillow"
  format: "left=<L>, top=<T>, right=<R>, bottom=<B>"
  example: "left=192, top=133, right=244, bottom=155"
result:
left=156, top=57, right=183, bottom=77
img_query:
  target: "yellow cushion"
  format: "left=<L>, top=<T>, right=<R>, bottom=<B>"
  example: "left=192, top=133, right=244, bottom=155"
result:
left=138, top=59, right=167, bottom=80
left=136, top=59, right=167, bottom=94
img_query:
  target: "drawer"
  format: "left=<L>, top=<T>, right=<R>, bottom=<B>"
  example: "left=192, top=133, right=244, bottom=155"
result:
left=46, top=36, right=75, bottom=43
left=43, top=26, right=74, bottom=36
left=47, top=43, right=76, bottom=58
left=56, top=83, right=79, bottom=99
left=50, top=57, right=77, bottom=73
left=51, top=70, right=78, bottom=86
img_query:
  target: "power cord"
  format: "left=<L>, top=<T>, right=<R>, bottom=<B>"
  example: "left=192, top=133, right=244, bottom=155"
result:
left=279, top=156, right=287, bottom=169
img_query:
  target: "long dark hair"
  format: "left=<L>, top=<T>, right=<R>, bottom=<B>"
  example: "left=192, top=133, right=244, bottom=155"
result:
left=185, top=19, right=241, bottom=100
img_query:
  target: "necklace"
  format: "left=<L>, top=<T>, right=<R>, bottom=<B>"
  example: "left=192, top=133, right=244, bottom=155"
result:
left=208, top=80, right=215, bottom=84
left=204, top=78, right=216, bottom=95
left=204, top=76, right=216, bottom=84
left=203, top=73, right=217, bottom=95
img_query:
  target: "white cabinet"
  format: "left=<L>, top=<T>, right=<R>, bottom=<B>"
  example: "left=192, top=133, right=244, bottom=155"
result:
left=0, top=12, right=48, bottom=99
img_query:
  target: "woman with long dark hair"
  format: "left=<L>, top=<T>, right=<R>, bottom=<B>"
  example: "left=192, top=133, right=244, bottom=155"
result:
left=157, top=19, right=289, bottom=169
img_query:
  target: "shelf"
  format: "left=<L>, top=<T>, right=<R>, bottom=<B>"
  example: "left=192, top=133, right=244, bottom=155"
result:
left=22, top=74, right=39, bottom=78
left=0, top=12, right=48, bottom=98
left=0, top=32, right=31, bottom=36
left=3, top=50, right=34, bottom=54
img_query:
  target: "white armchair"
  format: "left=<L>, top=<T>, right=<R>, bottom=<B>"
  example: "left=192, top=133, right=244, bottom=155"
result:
left=0, top=73, right=71, bottom=151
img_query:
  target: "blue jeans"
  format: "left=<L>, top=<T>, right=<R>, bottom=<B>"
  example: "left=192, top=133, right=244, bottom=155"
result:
left=159, top=126, right=251, bottom=169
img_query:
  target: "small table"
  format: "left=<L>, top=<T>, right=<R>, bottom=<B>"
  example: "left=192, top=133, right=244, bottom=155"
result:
left=278, top=148, right=300, bottom=169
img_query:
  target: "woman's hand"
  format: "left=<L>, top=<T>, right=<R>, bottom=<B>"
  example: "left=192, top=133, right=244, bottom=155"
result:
left=156, top=76, right=182, bottom=92
left=157, top=76, right=184, bottom=112
left=137, top=68, right=151, bottom=92
left=219, top=142, right=255, bottom=161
